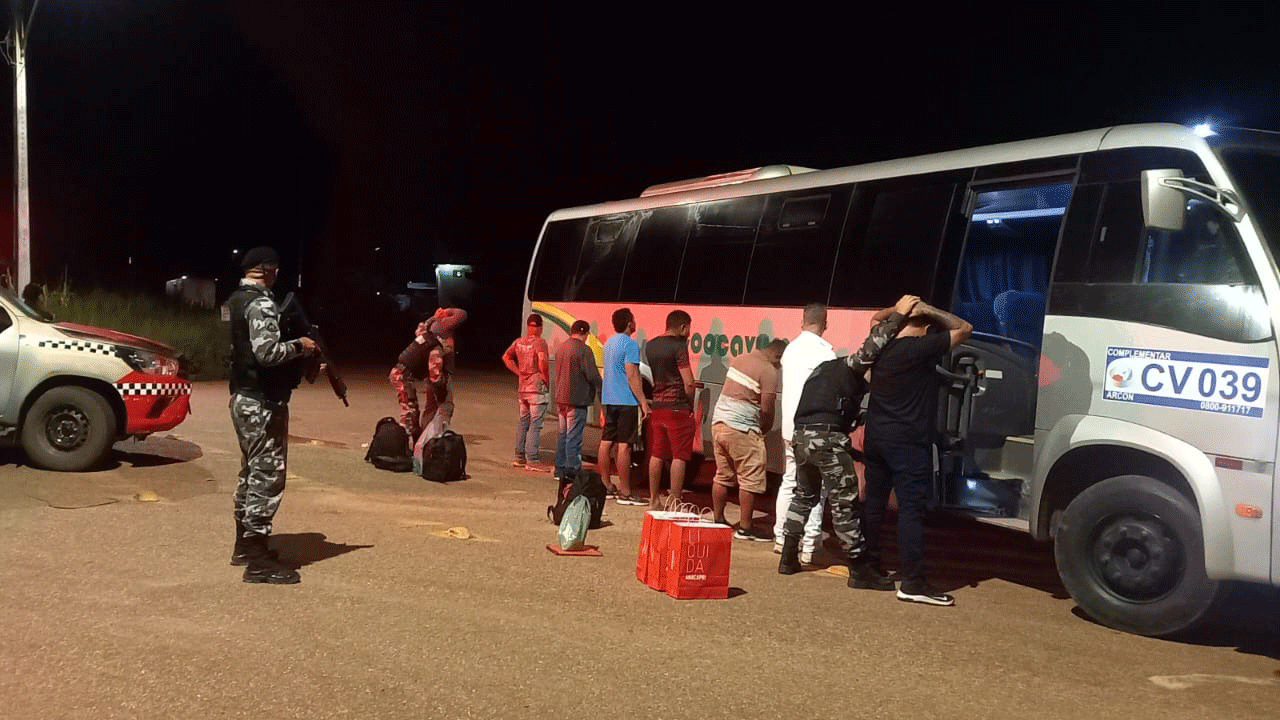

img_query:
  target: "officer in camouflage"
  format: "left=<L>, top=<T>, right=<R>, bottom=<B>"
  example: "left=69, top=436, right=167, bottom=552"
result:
left=778, top=294, right=918, bottom=590
left=227, top=246, right=317, bottom=584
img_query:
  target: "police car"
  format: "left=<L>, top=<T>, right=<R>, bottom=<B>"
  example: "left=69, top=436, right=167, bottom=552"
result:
left=0, top=287, right=191, bottom=471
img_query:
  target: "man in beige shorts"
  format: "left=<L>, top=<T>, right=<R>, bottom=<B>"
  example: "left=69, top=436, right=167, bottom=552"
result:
left=711, top=338, right=787, bottom=541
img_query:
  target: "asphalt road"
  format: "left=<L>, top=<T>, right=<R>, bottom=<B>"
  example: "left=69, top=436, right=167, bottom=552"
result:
left=0, top=368, right=1277, bottom=720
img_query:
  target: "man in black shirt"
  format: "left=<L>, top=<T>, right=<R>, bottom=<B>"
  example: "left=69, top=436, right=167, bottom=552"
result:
left=863, top=301, right=971, bottom=606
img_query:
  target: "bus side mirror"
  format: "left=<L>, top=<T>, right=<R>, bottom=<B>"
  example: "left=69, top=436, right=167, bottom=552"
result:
left=1142, top=169, right=1186, bottom=232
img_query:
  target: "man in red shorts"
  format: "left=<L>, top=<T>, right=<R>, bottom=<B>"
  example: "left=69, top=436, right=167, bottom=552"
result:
left=644, top=310, right=696, bottom=509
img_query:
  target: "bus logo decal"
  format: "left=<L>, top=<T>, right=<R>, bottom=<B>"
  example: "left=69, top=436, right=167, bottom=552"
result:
left=1103, top=346, right=1269, bottom=418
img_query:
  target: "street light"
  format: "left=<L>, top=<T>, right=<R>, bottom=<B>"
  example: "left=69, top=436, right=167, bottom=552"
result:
left=2, top=0, right=38, bottom=292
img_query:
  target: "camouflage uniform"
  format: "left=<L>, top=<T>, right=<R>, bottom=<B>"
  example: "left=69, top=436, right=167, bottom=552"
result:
left=785, top=429, right=864, bottom=556
left=782, top=313, right=905, bottom=559
left=229, top=280, right=306, bottom=537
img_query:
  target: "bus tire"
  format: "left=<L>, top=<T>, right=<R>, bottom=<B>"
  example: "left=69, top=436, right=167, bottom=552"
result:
left=1054, top=474, right=1219, bottom=637
left=21, top=386, right=118, bottom=472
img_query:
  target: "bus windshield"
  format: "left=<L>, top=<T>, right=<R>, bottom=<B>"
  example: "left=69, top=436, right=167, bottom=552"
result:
left=1216, top=140, right=1280, bottom=264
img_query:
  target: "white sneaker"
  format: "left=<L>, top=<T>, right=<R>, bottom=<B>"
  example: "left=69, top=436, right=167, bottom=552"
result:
left=799, top=550, right=814, bottom=565
left=772, top=543, right=783, bottom=555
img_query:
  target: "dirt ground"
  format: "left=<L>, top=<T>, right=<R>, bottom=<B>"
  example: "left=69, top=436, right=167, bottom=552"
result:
left=0, top=367, right=1277, bottom=720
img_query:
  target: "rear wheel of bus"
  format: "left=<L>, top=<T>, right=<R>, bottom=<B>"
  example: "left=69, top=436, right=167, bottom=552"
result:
left=21, top=386, right=118, bottom=472
left=1054, top=474, right=1220, bottom=637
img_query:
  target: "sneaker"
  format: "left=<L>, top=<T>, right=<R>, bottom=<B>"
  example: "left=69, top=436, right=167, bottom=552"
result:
left=772, top=542, right=783, bottom=555
left=897, top=581, right=955, bottom=606
left=511, top=458, right=526, bottom=468
left=525, top=462, right=554, bottom=473
left=733, top=526, right=773, bottom=542
left=604, top=484, right=619, bottom=499
left=616, top=495, right=646, bottom=506
left=799, top=549, right=815, bottom=565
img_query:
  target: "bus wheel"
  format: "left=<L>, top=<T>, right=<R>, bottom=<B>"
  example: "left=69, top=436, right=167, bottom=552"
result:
left=1054, top=474, right=1219, bottom=637
left=21, top=386, right=118, bottom=472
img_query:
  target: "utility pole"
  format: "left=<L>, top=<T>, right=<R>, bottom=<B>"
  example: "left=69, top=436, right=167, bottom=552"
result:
left=4, top=0, right=36, bottom=292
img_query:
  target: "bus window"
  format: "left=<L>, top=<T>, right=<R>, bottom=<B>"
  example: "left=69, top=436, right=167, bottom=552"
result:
left=743, top=189, right=850, bottom=307
left=1141, top=199, right=1253, bottom=285
left=619, top=206, right=692, bottom=303
left=1051, top=148, right=1268, bottom=342
left=530, top=218, right=588, bottom=301
left=571, top=215, right=636, bottom=302
left=674, top=196, right=765, bottom=305
left=954, top=182, right=1071, bottom=348
left=1088, top=181, right=1145, bottom=283
left=831, top=176, right=962, bottom=308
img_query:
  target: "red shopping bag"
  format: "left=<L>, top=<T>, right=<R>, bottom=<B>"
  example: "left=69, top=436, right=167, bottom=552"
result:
left=664, top=521, right=733, bottom=600
left=637, top=510, right=700, bottom=589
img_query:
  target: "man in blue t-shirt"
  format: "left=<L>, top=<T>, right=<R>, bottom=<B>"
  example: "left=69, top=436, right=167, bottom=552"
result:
left=597, top=307, right=649, bottom=506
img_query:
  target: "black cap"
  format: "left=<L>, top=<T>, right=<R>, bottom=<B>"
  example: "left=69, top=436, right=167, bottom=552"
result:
left=570, top=320, right=590, bottom=335
left=240, top=246, right=280, bottom=271
left=526, top=313, right=543, bottom=326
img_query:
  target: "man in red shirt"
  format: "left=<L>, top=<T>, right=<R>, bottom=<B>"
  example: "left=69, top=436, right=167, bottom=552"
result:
left=503, top=313, right=551, bottom=471
left=644, top=310, right=696, bottom=509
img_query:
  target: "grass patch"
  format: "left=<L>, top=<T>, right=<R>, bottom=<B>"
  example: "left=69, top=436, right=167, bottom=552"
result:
left=43, top=284, right=228, bottom=381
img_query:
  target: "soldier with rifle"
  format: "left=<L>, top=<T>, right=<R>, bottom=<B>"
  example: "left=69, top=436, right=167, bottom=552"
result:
left=226, top=246, right=318, bottom=585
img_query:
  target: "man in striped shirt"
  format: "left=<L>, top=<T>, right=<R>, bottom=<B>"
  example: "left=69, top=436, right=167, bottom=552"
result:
left=710, top=338, right=787, bottom=541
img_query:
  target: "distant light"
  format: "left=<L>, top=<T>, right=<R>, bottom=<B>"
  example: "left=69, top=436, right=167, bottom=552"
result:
left=374, top=247, right=381, bottom=252
left=1193, top=123, right=1216, bottom=137
left=231, top=249, right=239, bottom=255
left=181, top=275, right=188, bottom=280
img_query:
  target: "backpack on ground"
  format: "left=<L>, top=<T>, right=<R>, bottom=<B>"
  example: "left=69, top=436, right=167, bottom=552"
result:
left=365, top=417, right=413, bottom=472
left=420, top=430, right=467, bottom=483
left=547, top=468, right=606, bottom=529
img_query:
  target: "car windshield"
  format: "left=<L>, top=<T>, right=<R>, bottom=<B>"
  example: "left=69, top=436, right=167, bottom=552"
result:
left=0, top=285, right=52, bottom=321
left=1213, top=131, right=1280, bottom=265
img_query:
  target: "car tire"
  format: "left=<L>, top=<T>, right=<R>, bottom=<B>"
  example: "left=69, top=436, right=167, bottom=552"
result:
left=21, top=386, right=118, bottom=472
left=1054, top=473, right=1220, bottom=637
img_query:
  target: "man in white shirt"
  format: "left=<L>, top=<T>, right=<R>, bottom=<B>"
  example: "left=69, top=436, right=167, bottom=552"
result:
left=772, top=303, right=834, bottom=564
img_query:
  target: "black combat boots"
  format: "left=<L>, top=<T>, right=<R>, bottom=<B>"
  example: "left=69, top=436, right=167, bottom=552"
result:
left=241, top=533, right=301, bottom=585
left=848, top=559, right=895, bottom=591
left=230, top=519, right=279, bottom=566
left=778, top=536, right=802, bottom=575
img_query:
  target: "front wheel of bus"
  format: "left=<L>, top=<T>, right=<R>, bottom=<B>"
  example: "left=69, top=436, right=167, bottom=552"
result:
left=21, top=386, right=118, bottom=472
left=1054, top=474, right=1219, bottom=637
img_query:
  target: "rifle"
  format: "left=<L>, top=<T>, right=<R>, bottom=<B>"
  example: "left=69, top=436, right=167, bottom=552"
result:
left=278, top=292, right=349, bottom=407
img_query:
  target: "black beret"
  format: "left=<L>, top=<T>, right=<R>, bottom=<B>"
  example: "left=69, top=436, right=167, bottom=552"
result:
left=240, top=246, right=280, bottom=271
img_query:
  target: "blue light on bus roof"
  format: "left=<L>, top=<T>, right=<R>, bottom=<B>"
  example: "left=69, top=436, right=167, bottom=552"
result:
left=1193, top=123, right=1216, bottom=137
left=971, top=207, right=1066, bottom=221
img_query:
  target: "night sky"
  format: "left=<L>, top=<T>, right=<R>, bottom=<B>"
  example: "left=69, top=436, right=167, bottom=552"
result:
left=1, top=1, right=1278, bottom=362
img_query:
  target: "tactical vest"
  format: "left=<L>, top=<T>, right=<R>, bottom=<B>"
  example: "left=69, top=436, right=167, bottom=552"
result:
left=228, top=283, right=302, bottom=403
left=793, top=357, right=864, bottom=432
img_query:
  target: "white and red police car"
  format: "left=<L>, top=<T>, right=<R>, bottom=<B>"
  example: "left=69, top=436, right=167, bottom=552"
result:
left=0, top=288, right=191, bottom=471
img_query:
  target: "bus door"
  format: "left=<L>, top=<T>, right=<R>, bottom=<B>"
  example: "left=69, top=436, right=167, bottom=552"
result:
left=939, top=172, right=1077, bottom=520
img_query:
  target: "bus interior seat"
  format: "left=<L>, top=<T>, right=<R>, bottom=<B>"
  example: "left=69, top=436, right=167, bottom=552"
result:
left=992, top=290, right=1046, bottom=354
left=953, top=300, right=1000, bottom=336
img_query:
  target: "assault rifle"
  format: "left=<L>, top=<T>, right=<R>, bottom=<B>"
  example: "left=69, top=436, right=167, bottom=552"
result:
left=278, top=292, right=349, bottom=406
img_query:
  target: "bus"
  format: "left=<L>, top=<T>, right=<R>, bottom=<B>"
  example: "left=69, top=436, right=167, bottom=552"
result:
left=523, top=122, right=1280, bottom=637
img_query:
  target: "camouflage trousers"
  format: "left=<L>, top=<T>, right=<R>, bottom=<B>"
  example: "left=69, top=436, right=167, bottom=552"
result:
left=231, top=393, right=289, bottom=537
left=783, top=428, right=866, bottom=560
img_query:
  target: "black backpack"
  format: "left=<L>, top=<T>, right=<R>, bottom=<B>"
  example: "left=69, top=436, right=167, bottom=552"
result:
left=365, top=417, right=413, bottom=472
left=421, top=430, right=467, bottom=483
left=547, top=468, right=606, bottom=529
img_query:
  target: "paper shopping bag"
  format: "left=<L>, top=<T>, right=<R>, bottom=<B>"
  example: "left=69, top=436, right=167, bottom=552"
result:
left=637, top=510, right=700, bottom=588
left=664, top=521, right=733, bottom=600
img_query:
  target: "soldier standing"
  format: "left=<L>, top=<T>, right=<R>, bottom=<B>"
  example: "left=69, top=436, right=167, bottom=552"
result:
left=227, top=246, right=317, bottom=585
left=778, top=294, right=917, bottom=590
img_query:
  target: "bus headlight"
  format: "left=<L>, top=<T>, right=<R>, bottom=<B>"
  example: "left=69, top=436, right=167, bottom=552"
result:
left=119, top=347, right=180, bottom=376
